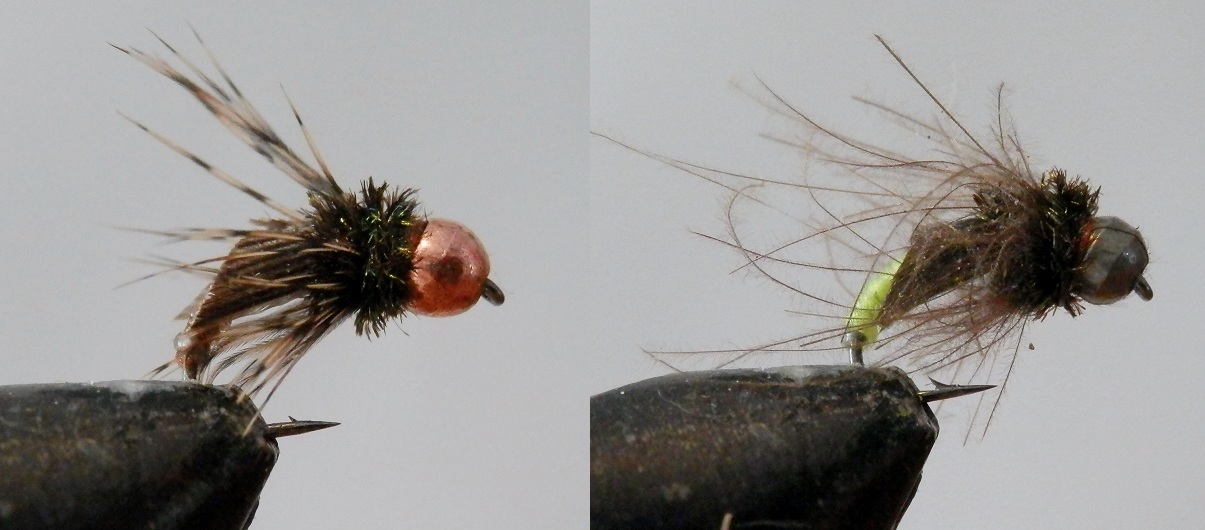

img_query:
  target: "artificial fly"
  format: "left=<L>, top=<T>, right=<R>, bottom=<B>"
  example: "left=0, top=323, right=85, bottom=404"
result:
left=117, top=32, right=504, bottom=397
left=604, top=36, right=1152, bottom=432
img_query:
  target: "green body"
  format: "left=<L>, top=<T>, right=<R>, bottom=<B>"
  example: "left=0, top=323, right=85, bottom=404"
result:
left=845, top=257, right=902, bottom=349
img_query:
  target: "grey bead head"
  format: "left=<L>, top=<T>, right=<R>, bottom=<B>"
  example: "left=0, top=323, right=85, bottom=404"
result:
left=1076, top=216, right=1152, bottom=305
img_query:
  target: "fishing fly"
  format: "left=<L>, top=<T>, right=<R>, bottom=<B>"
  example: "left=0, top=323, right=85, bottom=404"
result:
left=607, top=36, right=1151, bottom=430
left=117, top=33, right=504, bottom=397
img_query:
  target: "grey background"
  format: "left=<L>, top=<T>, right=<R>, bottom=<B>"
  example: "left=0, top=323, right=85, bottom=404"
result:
left=592, top=2, right=1204, bottom=529
left=2, top=1, right=1202, bottom=529
left=0, top=2, right=586, bottom=529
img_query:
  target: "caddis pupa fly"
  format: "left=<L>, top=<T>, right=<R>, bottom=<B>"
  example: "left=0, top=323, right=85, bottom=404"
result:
left=605, top=36, right=1151, bottom=432
left=118, top=33, right=504, bottom=397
